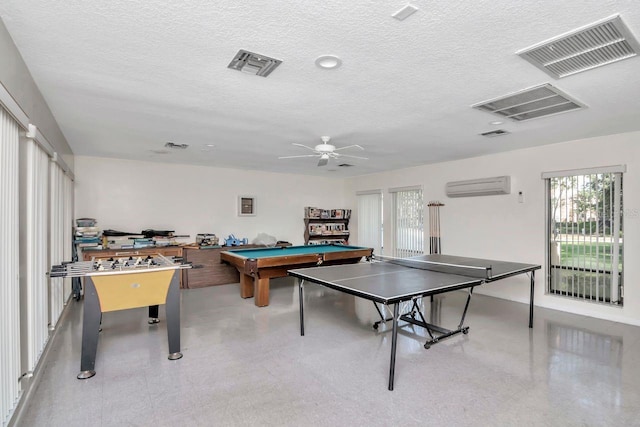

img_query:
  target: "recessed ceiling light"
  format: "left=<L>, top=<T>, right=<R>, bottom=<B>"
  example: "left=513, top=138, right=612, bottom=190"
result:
left=205, top=144, right=215, bottom=147
left=489, top=121, right=503, bottom=125
left=315, top=55, right=342, bottom=69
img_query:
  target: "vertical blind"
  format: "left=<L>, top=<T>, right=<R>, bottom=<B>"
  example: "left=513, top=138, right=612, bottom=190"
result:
left=0, top=107, right=22, bottom=425
left=356, top=191, right=382, bottom=255
left=390, top=186, right=424, bottom=258
left=544, top=166, right=624, bottom=305
left=62, top=174, right=73, bottom=301
left=49, top=163, right=67, bottom=327
left=1, top=83, right=73, bottom=426
left=22, top=139, right=50, bottom=373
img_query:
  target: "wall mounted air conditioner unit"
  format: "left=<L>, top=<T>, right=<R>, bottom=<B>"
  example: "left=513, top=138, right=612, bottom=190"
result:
left=445, top=176, right=511, bottom=198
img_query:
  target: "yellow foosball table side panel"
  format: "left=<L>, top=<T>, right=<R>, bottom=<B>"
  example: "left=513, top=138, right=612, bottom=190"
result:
left=92, top=270, right=174, bottom=312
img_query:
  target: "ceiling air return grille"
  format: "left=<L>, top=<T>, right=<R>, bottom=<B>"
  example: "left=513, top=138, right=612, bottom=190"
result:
left=480, top=129, right=510, bottom=137
left=165, top=142, right=189, bottom=149
left=517, top=15, right=640, bottom=79
left=228, top=49, right=282, bottom=77
left=472, top=83, right=585, bottom=122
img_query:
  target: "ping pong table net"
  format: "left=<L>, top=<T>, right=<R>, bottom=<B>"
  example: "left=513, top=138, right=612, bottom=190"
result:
left=381, top=256, right=493, bottom=280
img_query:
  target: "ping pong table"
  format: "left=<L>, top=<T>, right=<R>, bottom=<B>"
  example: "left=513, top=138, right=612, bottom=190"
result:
left=288, top=254, right=541, bottom=390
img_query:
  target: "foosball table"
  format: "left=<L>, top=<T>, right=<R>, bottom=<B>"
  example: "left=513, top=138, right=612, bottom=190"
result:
left=49, top=254, right=191, bottom=379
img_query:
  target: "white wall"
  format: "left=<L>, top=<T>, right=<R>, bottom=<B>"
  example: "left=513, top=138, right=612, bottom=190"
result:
left=74, top=156, right=349, bottom=246
left=76, top=130, right=640, bottom=327
left=345, top=131, right=640, bottom=326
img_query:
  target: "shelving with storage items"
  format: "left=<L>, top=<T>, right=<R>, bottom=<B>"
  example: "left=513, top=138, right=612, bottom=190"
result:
left=304, top=207, right=351, bottom=245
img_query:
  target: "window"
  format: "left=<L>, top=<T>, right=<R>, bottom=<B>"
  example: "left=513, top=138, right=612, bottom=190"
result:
left=390, top=186, right=424, bottom=258
left=544, top=166, right=624, bottom=305
left=356, top=190, right=382, bottom=255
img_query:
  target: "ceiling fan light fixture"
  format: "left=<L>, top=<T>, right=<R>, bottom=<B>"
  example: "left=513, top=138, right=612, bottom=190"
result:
left=278, top=136, right=368, bottom=167
left=315, top=55, right=342, bottom=69
left=315, top=144, right=335, bottom=153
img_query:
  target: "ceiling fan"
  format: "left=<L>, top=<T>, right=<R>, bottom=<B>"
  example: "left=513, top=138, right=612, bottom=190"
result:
left=278, top=136, right=368, bottom=167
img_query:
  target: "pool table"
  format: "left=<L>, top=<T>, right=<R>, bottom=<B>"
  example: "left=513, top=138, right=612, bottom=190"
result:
left=220, top=244, right=374, bottom=307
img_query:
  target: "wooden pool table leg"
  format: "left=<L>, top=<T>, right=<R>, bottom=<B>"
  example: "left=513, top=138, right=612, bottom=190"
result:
left=240, top=273, right=254, bottom=298
left=254, top=277, right=270, bottom=307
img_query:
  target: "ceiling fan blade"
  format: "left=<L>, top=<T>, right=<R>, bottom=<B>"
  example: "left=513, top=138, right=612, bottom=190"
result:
left=333, top=144, right=364, bottom=152
left=334, top=153, right=368, bottom=160
left=292, top=143, right=318, bottom=152
left=278, top=154, right=320, bottom=159
left=317, top=157, right=329, bottom=167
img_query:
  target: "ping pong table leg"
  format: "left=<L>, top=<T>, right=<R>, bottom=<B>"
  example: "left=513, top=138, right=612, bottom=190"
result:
left=299, top=279, right=305, bottom=336
left=529, top=271, right=535, bottom=328
left=388, top=303, right=399, bottom=391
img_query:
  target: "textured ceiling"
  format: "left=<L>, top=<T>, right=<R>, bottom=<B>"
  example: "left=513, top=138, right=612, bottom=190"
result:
left=1, top=0, right=640, bottom=177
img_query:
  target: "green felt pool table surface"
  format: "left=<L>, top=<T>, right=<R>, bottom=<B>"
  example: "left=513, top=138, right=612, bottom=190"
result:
left=220, top=244, right=374, bottom=307
left=224, top=244, right=371, bottom=259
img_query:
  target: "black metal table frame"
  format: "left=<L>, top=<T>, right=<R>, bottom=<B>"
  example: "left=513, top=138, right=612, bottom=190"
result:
left=297, top=269, right=536, bottom=391
left=372, top=289, right=474, bottom=348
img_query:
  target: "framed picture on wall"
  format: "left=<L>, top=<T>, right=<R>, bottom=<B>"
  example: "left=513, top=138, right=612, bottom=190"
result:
left=238, top=196, right=256, bottom=216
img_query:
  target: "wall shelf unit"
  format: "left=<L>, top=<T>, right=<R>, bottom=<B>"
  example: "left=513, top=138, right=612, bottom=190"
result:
left=304, top=207, right=351, bottom=245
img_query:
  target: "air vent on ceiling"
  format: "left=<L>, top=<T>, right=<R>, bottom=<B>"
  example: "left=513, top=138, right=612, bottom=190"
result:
left=480, top=129, right=510, bottom=137
left=164, top=142, right=189, bottom=149
left=228, top=49, right=282, bottom=77
left=516, top=15, right=640, bottom=79
left=472, top=83, right=586, bottom=122
left=338, top=163, right=354, bottom=167
left=392, top=4, right=418, bottom=21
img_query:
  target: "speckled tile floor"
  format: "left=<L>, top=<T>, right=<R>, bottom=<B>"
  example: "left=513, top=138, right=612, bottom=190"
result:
left=17, top=278, right=640, bottom=426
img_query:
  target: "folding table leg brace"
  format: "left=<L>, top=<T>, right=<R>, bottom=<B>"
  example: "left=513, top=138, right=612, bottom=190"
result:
left=372, top=288, right=475, bottom=349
